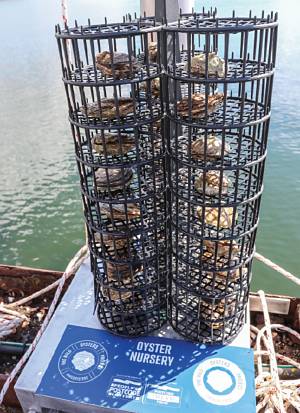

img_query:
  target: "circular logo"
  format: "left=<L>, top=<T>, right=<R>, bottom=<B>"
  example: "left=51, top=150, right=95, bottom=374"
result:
left=58, top=340, right=108, bottom=383
left=193, top=357, right=246, bottom=406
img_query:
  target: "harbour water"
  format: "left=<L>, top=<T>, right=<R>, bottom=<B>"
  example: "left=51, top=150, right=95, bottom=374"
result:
left=0, top=0, right=299, bottom=295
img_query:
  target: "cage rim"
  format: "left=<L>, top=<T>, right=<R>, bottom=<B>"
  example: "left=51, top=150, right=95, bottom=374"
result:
left=55, top=16, right=163, bottom=40
left=75, top=151, right=165, bottom=169
left=172, top=247, right=254, bottom=273
left=166, top=15, right=278, bottom=33
left=166, top=67, right=275, bottom=85
left=62, top=72, right=161, bottom=88
left=69, top=111, right=162, bottom=131
left=169, top=150, right=267, bottom=171
left=86, top=217, right=167, bottom=238
left=170, top=183, right=264, bottom=208
left=170, top=277, right=250, bottom=302
left=170, top=216, right=260, bottom=242
left=166, top=111, right=271, bottom=130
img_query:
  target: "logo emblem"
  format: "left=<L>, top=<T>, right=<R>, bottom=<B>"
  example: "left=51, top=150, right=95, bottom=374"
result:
left=193, top=357, right=246, bottom=406
left=58, top=340, right=108, bottom=383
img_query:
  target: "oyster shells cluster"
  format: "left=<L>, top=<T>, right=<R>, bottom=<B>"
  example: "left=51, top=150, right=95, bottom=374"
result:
left=101, top=278, right=153, bottom=309
left=94, top=167, right=143, bottom=296
left=177, top=93, right=224, bottom=118
left=200, top=297, right=236, bottom=330
left=92, top=133, right=135, bottom=156
left=101, top=265, right=159, bottom=309
left=141, top=77, right=160, bottom=97
left=80, top=98, right=134, bottom=120
left=85, top=48, right=162, bottom=313
left=191, top=134, right=230, bottom=161
left=96, top=226, right=142, bottom=292
left=201, top=251, right=243, bottom=283
left=94, top=229, right=136, bottom=283
left=94, top=231, right=130, bottom=251
left=197, top=206, right=237, bottom=229
left=203, top=239, right=240, bottom=258
left=105, top=261, right=137, bottom=285
left=188, top=52, right=225, bottom=78
left=96, top=51, right=139, bottom=79
left=101, top=285, right=132, bottom=302
left=188, top=132, right=240, bottom=284
left=95, top=167, right=133, bottom=192
left=100, top=202, right=141, bottom=221
left=195, top=170, right=230, bottom=196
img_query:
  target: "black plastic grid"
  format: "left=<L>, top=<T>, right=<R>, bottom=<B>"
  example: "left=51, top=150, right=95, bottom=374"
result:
left=56, top=16, right=163, bottom=39
left=168, top=12, right=278, bottom=32
left=56, top=9, right=277, bottom=342
left=172, top=231, right=254, bottom=277
left=170, top=282, right=249, bottom=344
left=93, top=255, right=167, bottom=336
left=168, top=54, right=274, bottom=83
left=89, top=227, right=167, bottom=267
left=85, top=194, right=167, bottom=235
left=168, top=95, right=270, bottom=129
left=169, top=125, right=268, bottom=170
left=65, top=55, right=160, bottom=86
left=164, top=11, right=277, bottom=343
left=171, top=196, right=261, bottom=239
left=77, top=161, right=166, bottom=203
left=57, top=17, right=167, bottom=336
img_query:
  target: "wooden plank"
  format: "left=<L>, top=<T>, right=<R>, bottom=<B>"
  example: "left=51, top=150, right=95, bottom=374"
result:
left=0, top=265, right=63, bottom=278
left=0, top=265, right=64, bottom=295
left=250, top=294, right=291, bottom=315
left=0, top=374, right=20, bottom=408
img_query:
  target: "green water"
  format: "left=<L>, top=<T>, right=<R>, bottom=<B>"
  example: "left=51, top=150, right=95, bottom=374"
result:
left=0, top=0, right=299, bottom=296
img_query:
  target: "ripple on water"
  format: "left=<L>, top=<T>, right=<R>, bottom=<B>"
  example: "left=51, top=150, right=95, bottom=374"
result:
left=0, top=0, right=299, bottom=291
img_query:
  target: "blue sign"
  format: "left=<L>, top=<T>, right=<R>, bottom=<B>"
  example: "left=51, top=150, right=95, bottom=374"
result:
left=36, top=325, right=255, bottom=412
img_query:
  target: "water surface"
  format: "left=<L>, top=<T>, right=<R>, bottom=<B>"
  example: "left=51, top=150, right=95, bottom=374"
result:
left=0, top=0, right=299, bottom=295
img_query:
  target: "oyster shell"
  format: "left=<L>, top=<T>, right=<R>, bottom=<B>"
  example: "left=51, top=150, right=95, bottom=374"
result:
left=197, top=206, right=237, bottom=229
left=188, top=52, right=225, bottom=78
left=105, top=261, right=132, bottom=282
left=95, top=168, right=133, bottom=192
left=153, top=119, right=161, bottom=134
left=191, top=134, right=230, bottom=160
left=141, top=77, right=160, bottom=97
left=200, top=297, right=236, bottom=329
left=101, top=287, right=132, bottom=302
left=101, top=266, right=145, bottom=305
left=203, top=239, right=240, bottom=258
left=100, top=202, right=141, bottom=221
left=194, top=170, right=230, bottom=196
left=201, top=251, right=244, bottom=282
left=94, top=231, right=130, bottom=251
left=80, top=98, right=134, bottom=120
left=92, top=133, right=135, bottom=156
left=148, top=42, right=157, bottom=62
left=96, top=51, right=138, bottom=79
left=177, top=93, right=223, bottom=118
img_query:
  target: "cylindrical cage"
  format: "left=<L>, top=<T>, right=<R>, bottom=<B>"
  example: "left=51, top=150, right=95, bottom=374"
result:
left=56, top=9, right=278, bottom=343
left=164, top=11, right=278, bottom=343
left=56, top=16, right=168, bottom=336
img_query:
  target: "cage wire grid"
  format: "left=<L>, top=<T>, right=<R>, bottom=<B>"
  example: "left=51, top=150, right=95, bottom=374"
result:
left=56, top=8, right=278, bottom=343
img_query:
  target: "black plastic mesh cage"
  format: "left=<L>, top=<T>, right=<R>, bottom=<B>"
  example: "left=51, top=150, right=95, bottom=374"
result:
left=163, top=11, right=278, bottom=344
left=56, top=16, right=168, bottom=336
left=56, top=9, right=278, bottom=343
